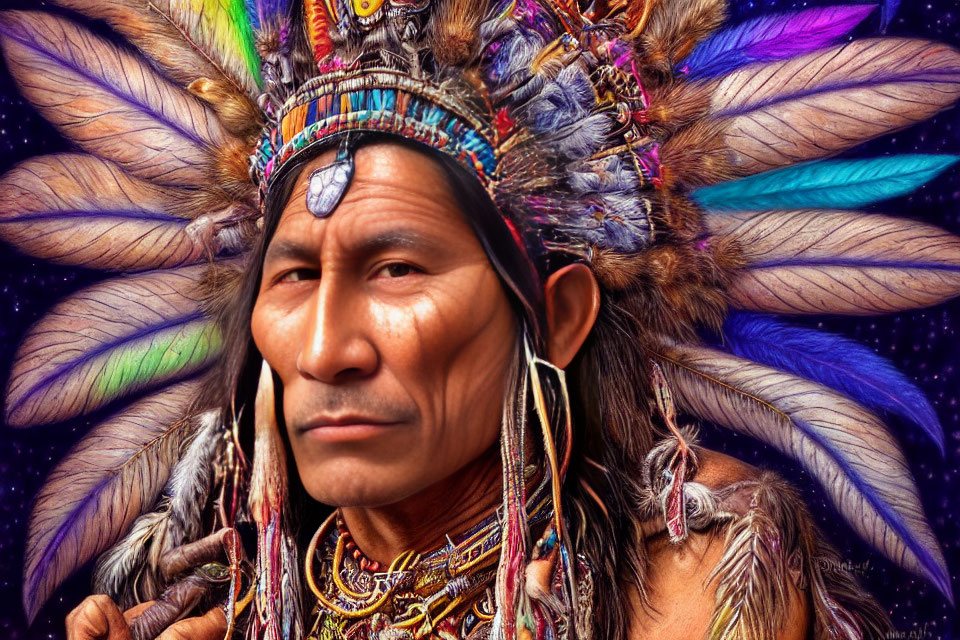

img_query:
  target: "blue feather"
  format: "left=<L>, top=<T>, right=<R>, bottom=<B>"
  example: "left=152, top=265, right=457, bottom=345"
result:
left=692, top=155, right=959, bottom=210
left=881, top=0, right=901, bottom=30
left=722, top=312, right=944, bottom=454
left=680, top=5, right=875, bottom=79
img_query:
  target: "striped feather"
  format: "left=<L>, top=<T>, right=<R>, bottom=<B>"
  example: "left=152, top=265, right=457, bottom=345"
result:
left=49, top=0, right=252, bottom=99
left=4, top=266, right=221, bottom=427
left=22, top=382, right=199, bottom=623
left=0, top=154, right=208, bottom=272
left=0, top=11, right=229, bottom=188
left=706, top=39, right=960, bottom=174
left=706, top=208, right=960, bottom=315
left=722, top=312, right=944, bottom=453
left=681, top=5, right=875, bottom=79
left=692, top=156, right=958, bottom=210
left=652, top=340, right=952, bottom=602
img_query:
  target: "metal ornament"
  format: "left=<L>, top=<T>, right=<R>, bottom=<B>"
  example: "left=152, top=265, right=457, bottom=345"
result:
left=306, top=137, right=357, bottom=218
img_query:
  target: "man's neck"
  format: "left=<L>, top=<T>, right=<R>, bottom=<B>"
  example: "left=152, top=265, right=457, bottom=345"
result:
left=339, top=445, right=503, bottom=565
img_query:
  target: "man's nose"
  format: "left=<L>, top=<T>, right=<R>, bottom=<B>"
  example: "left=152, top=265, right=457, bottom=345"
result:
left=296, top=278, right=378, bottom=383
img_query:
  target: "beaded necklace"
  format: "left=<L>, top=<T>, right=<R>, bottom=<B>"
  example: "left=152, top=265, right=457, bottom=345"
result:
left=304, top=485, right=588, bottom=640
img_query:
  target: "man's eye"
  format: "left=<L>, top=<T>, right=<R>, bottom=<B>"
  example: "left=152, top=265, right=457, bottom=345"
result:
left=279, top=268, right=319, bottom=283
left=379, top=263, right=420, bottom=278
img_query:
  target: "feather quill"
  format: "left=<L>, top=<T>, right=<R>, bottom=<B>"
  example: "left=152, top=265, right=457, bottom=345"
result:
left=706, top=39, right=960, bottom=174
left=706, top=208, right=960, bottom=315
left=651, top=340, right=952, bottom=602
left=680, top=5, right=875, bottom=79
left=0, top=11, right=229, bottom=188
left=0, top=154, right=209, bottom=272
left=22, top=382, right=199, bottom=623
left=5, top=266, right=220, bottom=427
left=722, top=312, right=944, bottom=453
left=692, top=156, right=959, bottom=210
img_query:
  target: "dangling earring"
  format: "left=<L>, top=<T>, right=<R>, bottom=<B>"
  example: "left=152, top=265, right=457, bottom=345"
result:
left=523, top=332, right=578, bottom=622
left=249, top=359, right=303, bottom=640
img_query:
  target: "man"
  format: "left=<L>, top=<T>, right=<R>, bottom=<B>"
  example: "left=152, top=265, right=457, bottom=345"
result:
left=66, top=138, right=818, bottom=640
left=2, top=0, right=956, bottom=638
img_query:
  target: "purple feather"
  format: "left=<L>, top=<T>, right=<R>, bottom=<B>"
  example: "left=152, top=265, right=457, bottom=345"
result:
left=247, top=0, right=292, bottom=37
left=680, top=5, right=875, bottom=79
left=721, top=311, right=944, bottom=454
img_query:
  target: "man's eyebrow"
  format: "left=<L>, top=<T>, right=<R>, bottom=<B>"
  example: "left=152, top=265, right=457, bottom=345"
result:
left=354, top=230, right=432, bottom=254
left=263, top=230, right=436, bottom=265
left=263, top=239, right=318, bottom=265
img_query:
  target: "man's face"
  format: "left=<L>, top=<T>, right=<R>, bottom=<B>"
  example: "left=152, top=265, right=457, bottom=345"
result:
left=251, top=142, right=517, bottom=507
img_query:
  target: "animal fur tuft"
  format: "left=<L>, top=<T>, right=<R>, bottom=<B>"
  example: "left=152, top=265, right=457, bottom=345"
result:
left=660, top=121, right=735, bottom=189
left=430, top=0, right=486, bottom=66
left=188, top=78, right=263, bottom=140
left=634, top=0, right=727, bottom=82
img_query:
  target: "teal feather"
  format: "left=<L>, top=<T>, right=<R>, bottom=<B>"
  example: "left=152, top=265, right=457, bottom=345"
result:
left=692, top=156, right=959, bottom=211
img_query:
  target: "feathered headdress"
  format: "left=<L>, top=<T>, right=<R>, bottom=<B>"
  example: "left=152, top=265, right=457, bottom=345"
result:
left=1, top=0, right=958, bottom=630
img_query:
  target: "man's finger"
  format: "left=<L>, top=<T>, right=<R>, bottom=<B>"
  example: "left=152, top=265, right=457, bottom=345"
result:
left=156, top=607, right=228, bottom=640
left=65, top=595, right=131, bottom=640
left=121, top=601, right=156, bottom=625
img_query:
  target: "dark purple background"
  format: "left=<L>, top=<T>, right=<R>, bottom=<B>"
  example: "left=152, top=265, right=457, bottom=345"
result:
left=1, top=0, right=960, bottom=638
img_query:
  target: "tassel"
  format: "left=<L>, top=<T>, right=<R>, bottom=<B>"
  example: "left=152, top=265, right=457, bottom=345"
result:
left=249, top=359, right=302, bottom=640
left=493, top=342, right=531, bottom=640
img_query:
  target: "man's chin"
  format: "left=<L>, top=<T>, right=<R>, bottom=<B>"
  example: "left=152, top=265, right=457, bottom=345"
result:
left=301, top=470, right=423, bottom=509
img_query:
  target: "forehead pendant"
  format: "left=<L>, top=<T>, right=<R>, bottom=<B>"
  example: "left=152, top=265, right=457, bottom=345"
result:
left=306, top=137, right=357, bottom=218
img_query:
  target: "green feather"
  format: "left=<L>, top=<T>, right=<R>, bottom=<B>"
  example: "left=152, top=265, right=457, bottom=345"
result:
left=692, top=155, right=959, bottom=210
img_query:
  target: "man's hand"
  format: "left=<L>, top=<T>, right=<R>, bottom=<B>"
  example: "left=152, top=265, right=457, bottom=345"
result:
left=65, top=595, right=227, bottom=640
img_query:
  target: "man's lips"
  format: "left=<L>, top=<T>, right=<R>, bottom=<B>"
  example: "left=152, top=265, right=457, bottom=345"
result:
left=296, top=415, right=404, bottom=442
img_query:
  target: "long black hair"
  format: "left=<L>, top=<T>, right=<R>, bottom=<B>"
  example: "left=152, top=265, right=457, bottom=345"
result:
left=196, top=133, right=650, bottom=640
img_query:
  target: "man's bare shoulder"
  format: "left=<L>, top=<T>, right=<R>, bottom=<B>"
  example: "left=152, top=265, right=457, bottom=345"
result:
left=627, top=448, right=811, bottom=640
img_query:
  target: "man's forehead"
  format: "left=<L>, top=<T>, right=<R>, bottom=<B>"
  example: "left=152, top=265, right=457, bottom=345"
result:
left=267, top=143, right=470, bottom=254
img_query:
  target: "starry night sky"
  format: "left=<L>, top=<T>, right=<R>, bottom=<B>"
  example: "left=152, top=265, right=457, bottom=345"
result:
left=1, top=0, right=960, bottom=638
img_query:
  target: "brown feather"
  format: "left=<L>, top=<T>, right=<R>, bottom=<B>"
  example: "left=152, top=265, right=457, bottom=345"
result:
left=660, top=120, right=735, bottom=189
left=188, top=78, right=263, bottom=140
left=643, top=79, right=713, bottom=133
left=429, top=0, right=486, bottom=65
left=634, top=0, right=726, bottom=82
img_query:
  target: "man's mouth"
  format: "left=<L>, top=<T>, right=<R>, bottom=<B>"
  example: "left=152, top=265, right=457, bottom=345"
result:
left=298, top=415, right=404, bottom=442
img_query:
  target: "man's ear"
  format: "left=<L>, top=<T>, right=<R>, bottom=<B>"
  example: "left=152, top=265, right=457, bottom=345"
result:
left=544, top=262, right=601, bottom=368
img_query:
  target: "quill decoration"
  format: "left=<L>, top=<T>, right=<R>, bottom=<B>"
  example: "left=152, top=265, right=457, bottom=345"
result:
left=5, top=266, right=220, bottom=427
left=692, top=156, right=959, bottom=210
left=22, top=382, right=199, bottom=623
left=722, top=311, right=944, bottom=453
